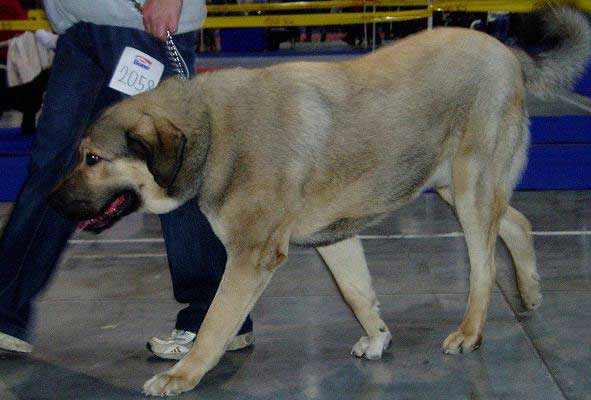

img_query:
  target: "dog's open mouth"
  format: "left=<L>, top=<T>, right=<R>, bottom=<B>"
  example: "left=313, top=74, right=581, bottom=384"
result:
left=77, top=191, right=139, bottom=233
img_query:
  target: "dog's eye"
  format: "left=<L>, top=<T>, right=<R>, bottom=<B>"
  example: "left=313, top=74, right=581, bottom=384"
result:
left=85, top=153, right=102, bottom=166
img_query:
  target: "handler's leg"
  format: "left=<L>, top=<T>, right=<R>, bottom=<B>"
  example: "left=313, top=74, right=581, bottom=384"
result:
left=159, top=202, right=254, bottom=337
left=0, top=26, right=109, bottom=345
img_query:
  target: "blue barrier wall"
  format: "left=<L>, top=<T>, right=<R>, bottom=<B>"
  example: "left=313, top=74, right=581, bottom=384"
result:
left=575, top=62, right=591, bottom=97
left=0, top=128, right=32, bottom=201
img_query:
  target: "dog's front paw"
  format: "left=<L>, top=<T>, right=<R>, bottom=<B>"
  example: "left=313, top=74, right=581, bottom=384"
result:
left=442, top=330, right=482, bottom=355
left=351, top=331, right=392, bottom=360
left=142, top=370, right=196, bottom=397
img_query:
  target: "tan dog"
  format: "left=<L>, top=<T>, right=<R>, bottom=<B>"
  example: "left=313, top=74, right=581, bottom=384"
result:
left=48, top=7, right=591, bottom=396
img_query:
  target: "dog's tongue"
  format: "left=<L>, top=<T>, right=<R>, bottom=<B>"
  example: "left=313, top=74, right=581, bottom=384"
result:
left=76, top=194, right=127, bottom=231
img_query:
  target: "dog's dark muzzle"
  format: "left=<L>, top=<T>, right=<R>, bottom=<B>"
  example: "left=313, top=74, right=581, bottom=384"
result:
left=47, top=187, right=100, bottom=221
left=48, top=173, right=140, bottom=233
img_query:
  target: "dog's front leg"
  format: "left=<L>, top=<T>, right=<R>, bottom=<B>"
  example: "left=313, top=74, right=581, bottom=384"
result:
left=142, top=247, right=278, bottom=396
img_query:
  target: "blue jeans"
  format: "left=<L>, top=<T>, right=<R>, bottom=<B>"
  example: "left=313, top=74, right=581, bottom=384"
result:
left=0, top=22, right=252, bottom=341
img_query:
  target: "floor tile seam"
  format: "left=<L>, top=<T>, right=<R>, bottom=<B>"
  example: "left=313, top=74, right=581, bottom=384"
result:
left=38, top=289, right=591, bottom=302
left=66, top=229, right=591, bottom=245
left=35, top=292, right=532, bottom=303
left=69, top=253, right=167, bottom=259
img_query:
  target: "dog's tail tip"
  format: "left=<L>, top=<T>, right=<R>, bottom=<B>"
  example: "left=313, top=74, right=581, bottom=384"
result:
left=514, top=5, right=591, bottom=99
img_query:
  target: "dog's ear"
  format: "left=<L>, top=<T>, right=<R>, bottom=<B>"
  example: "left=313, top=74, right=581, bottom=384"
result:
left=126, top=115, right=187, bottom=189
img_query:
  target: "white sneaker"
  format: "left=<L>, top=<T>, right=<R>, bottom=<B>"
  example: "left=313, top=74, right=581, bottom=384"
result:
left=0, top=332, right=33, bottom=353
left=147, top=329, right=254, bottom=360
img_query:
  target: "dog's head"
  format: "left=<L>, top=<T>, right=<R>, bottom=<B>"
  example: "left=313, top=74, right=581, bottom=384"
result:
left=48, top=93, right=201, bottom=232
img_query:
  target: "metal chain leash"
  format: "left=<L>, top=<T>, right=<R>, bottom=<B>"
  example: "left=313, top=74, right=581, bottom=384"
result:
left=129, top=0, right=190, bottom=80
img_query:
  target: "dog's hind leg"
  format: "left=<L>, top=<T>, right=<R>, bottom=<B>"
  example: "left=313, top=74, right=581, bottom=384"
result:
left=439, top=149, right=509, bottom=354
left=316, top=236, right=392, bottom=360
left=438, top=186, right=541, bottom=312
left=437, top=88, right=537, bottom=354
left=499, top=207, right=542, bottom=309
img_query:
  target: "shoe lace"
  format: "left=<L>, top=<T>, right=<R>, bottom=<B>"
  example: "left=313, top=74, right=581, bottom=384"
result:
left=170, top=329, right=195, bottom=341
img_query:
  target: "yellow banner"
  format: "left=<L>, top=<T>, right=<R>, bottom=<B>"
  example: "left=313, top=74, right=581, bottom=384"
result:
left=436, top=0, right=591, bottom=13
left=203, top=8, right=431, bottom=28
left=0, top=20, right=51, bottom=31
left=207, top=0, right=591, bottom=13
left=0, top=8, right=431, bottom=30
left=27, top=9, right=47, bottom=20
left=207, top=1, right=429, bottom=13
left=0, top=1, right=590, bottom=31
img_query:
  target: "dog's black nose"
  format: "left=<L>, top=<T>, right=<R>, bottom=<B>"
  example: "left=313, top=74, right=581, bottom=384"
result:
left=47, top=189, right=87, bottom=220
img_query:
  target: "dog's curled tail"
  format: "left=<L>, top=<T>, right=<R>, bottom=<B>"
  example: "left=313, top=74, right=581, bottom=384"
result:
left=514, top=6, right=591, bottom=99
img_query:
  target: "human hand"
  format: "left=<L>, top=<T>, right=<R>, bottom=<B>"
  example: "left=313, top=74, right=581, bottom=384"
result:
left=142, top=0, right=183, bottom=41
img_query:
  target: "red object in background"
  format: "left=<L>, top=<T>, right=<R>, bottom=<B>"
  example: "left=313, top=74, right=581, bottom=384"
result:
left=0, top=0, right=28, bottom=60
left=195, top=67, right=220, bottom=74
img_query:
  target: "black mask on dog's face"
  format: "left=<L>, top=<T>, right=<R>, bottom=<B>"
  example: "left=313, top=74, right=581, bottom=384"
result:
left=47, top=145, right=141, bottom=232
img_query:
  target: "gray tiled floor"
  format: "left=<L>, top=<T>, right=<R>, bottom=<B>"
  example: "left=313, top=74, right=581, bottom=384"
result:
left=0, top=191, right=589, bottom=399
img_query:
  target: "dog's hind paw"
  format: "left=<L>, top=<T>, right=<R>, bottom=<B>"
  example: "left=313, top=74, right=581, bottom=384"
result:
left=442, top=330, right=482, bottom=355
left=351, top=331, right=392, bottom=360
left=520, top=281, right=542, bottom=311
left=142, top=370, right=196, bottom=397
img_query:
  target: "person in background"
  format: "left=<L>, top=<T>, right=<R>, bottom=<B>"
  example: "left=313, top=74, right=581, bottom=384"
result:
left=0, top=0, right=28, bottom=60
left=0, top=0, right=253, bottom=360
left=0, top=0, right=29, bottom=128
